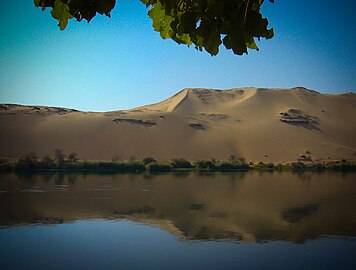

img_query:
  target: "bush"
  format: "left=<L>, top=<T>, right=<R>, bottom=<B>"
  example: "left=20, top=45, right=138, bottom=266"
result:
left=68, top=152, right=79, bottom=162
left=54, top=149, right=65, bottom=167
left=291, top=162, right=306, bottom=170
left=63, top=162, right=98, bottom=170
left=276, top=163, right=283, bottom=171
left=146, top=162, right=172, bottom=172
left=0, top=162, right=15, bottom=172
left=327, top=160, right=356, bottom=171
left=219, top=161, right=250, bottom=171
left=127, top=161, right=146, bottom=172
left=252, top=162, right=275, bottom=170
left=310, top=162, right=326, bottom=170
left=195, top=160, right=217, bottom=170
left=39, top=155, right=56, bottom=169
left=266, top=162, right=275, bottom=170
left=62, top=161, right=146, bottom=172
left=142, top=157, right=157, bottom=165
left=97, top=161, right=145, bottom=172
left=17, top=153, right=39, bottom=170
left=171, top=158, right=192, bottom=168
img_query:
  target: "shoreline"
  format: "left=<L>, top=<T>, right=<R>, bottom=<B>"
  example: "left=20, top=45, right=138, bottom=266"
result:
left=1, top=159, right=355, bottom=173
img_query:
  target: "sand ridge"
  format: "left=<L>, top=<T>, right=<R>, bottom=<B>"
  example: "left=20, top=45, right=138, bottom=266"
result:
left=0, top=87, right=355, bottom=162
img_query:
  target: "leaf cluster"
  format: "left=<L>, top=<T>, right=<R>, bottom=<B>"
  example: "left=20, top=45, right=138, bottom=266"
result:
left=34, top=0, right=115, bottom=30
left=34, top=0, right=273, bottom=56
left=143, top=0, right=274, bottom=55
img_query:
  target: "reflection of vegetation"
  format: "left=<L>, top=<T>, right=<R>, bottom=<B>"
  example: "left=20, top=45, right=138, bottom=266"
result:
left=113, top=206, right=156, bottom=216
left=281, top=204, right=319, bottom=224
left=55, top=172, right=65, bottom=184
left=1, top=171, right=355, bottom=242
left=171, top=171, right=191, bottom=178
left=190, top=203, right=205, bottom=211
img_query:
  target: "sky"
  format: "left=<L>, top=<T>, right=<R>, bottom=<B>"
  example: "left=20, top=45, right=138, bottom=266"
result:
left=0, top=0, right=355, bottom=111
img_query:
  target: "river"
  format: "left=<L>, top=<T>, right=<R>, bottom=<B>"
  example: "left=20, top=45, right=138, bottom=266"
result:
left=0, top=171, right=355, bottom=269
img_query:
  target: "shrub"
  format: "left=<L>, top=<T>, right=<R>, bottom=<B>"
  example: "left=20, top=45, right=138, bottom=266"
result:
left=39, top=155, right=56, bottom=169
left=68, top=152, right=79, bottom=162
left=251, top=161, right=275, bottom=170
left=291, top=162, right=306, bottom=170
left=266, top=162, right=275, bottom=170
left=276, top=163, right=283, bottom=171
left=328, top=160, right=356, bottom=171
left=97, top=161, right=145, bottom=172
left=127, top=161, right=146, bottom=172
left=17, top=153, right=38, bottom=170
left=142, top=157, right=157, bottom=165
left=171, top=158, right=192, bottom=168
left=0, top=162, right=15, bottom=172
left=146, top=162, right=172, bottom=172
left=54, top=149, right=65, bottom=167
left=219, top=161, right=250, bottom=171
left=311, top=162, right=326, bottom=170
left=219, top=161, right=235, bottom=171
left=195, top=160, right=217, bottom=170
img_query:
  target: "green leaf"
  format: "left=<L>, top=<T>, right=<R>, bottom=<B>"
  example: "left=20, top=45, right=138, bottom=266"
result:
left=50, top=0, right=73, bottom=30
left=246, top=36, right=259, bottom=50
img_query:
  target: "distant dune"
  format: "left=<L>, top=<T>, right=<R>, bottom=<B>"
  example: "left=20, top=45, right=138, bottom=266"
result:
left=1, top=87, right=355, bottom=162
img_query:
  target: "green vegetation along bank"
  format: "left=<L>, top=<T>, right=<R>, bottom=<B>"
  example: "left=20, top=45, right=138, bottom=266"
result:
left=0, top=151, right=355, bottom=173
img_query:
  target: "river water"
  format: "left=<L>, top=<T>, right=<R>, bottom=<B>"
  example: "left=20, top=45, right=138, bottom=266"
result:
left=0, top=171, right=355, bottom=269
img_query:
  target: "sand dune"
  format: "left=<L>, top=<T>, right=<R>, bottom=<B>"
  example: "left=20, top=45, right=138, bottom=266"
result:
left=0, top=87, right=355, bottom=162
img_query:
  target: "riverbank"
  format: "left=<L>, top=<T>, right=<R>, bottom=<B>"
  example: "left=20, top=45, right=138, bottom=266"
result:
left=0, top=158, right=355, bottom=173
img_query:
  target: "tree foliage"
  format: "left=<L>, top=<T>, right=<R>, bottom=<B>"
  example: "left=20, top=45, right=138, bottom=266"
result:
left=34, top=0, right=274, bottom=56
left=68, top=152, right=79, bottom=162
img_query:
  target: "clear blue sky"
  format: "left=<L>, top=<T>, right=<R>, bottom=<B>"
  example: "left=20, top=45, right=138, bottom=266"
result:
left=0, top=0, right=355, bottom=111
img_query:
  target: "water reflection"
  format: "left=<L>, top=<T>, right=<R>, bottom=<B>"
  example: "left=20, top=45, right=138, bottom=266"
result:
left=0, top=171, right=355, bottom=243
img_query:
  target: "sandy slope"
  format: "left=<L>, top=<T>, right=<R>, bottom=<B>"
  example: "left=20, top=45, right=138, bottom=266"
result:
left=0, top=87, right=355, bottom=162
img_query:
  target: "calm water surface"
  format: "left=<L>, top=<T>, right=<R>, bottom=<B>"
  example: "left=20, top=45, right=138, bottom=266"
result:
left=0, top=171, right=355, bottom=269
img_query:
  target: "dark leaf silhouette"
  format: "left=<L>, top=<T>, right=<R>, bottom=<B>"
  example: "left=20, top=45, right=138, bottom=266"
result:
left=34, top=0, right=274, bottom=56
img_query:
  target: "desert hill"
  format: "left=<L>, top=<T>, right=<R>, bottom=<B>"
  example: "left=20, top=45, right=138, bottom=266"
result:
left=0, top=87, right=355, bottom=162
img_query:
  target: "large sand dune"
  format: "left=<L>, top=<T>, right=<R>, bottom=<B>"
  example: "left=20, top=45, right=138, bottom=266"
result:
left=1, top=87, right=355, bottom=162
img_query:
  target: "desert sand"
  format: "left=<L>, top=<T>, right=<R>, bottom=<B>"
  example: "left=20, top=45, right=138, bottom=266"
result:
left=0, top=87, right=355, bottom=162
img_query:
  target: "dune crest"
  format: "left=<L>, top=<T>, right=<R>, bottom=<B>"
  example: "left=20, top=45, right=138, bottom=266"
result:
left=0, top=87, right=355, bottom=162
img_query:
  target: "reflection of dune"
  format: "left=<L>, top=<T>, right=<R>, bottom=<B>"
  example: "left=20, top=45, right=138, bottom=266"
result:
left=116, top=216, right=188, bottom=241
left=281, top=204, right=319, bottom=223
left=0, top=87, right=355, bottom=162
left=0, top=172, right=355, bottom=243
